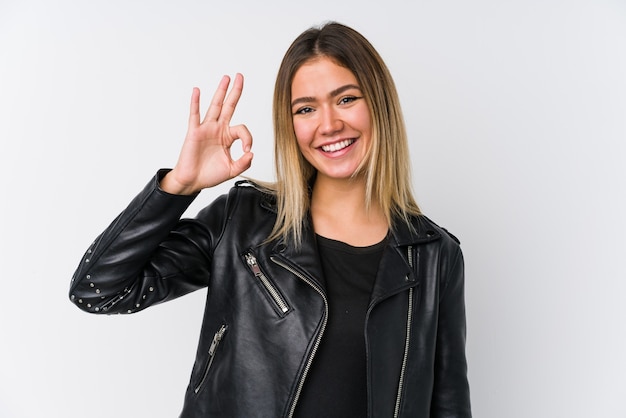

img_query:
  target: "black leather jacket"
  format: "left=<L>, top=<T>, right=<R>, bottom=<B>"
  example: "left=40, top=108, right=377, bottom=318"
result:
left=70, top=170, right=471, bottom=417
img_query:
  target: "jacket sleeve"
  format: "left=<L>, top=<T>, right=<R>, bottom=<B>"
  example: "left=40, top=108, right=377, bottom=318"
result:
left=431, top=243, right=472, bottom=417
left=69, top=170, right=226, bottom=315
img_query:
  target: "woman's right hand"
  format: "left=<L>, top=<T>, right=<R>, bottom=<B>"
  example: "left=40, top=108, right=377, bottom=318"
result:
left=161, top=73, right=254, bottom=195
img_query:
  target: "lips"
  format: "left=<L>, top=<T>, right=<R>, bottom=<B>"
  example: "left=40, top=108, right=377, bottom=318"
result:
left=320, top=139, right=355, bottom=153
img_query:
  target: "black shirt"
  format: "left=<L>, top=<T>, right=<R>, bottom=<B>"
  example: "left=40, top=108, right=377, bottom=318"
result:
left=294, top=234, right=386, bottom=418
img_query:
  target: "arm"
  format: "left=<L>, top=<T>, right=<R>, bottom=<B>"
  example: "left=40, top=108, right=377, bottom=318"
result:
left=69, top=74, right=254, bottom=314
left=431, top=245, right=472, bottom=417
left=69, top=171, right=218, bottom=314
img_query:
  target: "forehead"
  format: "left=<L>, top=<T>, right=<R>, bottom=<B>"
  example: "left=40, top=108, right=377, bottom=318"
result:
left=291, top=57, right=359, bottom=94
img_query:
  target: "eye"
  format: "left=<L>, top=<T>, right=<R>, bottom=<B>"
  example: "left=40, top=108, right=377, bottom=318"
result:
left=294, top=106, right=314, bottom=115
left=338, top=96, right=361, bottom=105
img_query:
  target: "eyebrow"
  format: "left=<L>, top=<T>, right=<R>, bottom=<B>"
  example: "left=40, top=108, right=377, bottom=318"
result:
left=291, top=84, right=362, bottom=108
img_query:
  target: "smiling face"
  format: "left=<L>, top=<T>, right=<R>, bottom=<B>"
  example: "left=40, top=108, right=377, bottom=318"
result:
left=290, top=57, right=372, bottom=182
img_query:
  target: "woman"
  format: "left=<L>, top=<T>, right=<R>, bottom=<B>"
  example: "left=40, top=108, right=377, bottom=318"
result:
left=70, top=22, right=471, bottom=417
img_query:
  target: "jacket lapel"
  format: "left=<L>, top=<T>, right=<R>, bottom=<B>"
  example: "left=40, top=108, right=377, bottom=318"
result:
left=369, top=215, right=442, bottom=306
left=369, top=245, right=414, bottom=307
left=255, top=184, right=442, bottom=300
left=269, top=221, right=326, bottom=292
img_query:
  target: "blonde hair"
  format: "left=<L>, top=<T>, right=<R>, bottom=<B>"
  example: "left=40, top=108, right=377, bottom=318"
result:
left=267, top=22, right=421, bottom=246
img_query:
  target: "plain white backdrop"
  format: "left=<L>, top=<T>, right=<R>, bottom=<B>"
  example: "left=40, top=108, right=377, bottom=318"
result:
left=1, top=0, right=625, bottom=416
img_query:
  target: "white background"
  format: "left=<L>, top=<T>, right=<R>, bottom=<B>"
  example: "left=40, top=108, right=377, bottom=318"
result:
left=1, top=0, right=625, bottom=417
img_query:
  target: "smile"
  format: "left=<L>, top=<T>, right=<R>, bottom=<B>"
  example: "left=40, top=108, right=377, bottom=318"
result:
left=320, top=139, right=355, bottom=153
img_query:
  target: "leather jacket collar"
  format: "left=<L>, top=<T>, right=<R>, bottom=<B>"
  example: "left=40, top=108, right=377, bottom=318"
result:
left=244, top=178, right=444, bottom=302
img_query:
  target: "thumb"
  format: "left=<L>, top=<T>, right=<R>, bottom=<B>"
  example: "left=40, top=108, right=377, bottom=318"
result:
left=231, top=152, right=254, bottom=177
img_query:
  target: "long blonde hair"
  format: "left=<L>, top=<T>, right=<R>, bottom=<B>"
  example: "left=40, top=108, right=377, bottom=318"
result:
left=267, top=22, right=420, bottom=246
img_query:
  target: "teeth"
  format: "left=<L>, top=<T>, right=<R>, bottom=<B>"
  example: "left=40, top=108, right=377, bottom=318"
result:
left=321, top=139, right=355, bottom=152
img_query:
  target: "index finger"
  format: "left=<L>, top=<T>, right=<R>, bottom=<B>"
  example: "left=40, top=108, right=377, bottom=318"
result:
left=204, top=73, right=244, bottom=123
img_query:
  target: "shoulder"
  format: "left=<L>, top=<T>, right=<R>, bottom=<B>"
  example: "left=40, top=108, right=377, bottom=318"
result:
left=394, top=212, right=461, bottom=248
left=405, top=214, right=463, bottom=271
left=232, top=179, right=278, bottom=212
left=194, top=179, right=277, bottom=226
left=184, top=180, right=277, bottom=248
left=416, top=215, right=465, bottom=288
left=417, top=214, right=461, bottom=246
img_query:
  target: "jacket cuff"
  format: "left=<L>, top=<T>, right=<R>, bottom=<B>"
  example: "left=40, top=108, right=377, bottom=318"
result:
left=154, top=168, right=201, bottom=199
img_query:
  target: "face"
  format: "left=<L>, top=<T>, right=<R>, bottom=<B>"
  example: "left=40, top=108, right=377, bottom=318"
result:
left=290, top=57, right=372, bottom=182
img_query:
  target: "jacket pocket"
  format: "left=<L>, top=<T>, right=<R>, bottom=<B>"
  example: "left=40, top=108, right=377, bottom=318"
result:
left=194, top=323, right=228, bottom=394
left=243, top=251, right=291, bottom=316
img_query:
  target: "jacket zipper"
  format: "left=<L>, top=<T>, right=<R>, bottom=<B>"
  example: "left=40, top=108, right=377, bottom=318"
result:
left=245, top=253, right=290, bottom=314
left=270, top=256, right=328, bottom=418
left=194, top=324, right=228, bottom=394
left=393, top=246, right=415, bottom=417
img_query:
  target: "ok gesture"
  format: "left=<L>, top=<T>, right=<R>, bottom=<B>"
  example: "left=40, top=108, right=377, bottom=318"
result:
left=161, top=74, right=253, bottom=195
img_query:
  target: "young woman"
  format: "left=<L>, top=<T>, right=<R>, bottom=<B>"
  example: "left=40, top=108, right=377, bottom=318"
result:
left=70, top=22, right=471, bottom=417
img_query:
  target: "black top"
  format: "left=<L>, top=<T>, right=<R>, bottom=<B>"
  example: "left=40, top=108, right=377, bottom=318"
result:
left=294, top=234, right=387, bottom=418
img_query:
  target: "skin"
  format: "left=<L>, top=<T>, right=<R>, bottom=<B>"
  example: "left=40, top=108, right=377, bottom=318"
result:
left=290, top=57, right=372, bottom=183
left=163, top=61, right=387, bottom=246
left=161, top=74, right=253, bottom=195
left=292, top=57, right=388, bottom=246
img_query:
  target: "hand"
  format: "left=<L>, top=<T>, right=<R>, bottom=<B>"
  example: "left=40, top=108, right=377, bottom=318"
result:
left=161, top=73, right=253, bottom=195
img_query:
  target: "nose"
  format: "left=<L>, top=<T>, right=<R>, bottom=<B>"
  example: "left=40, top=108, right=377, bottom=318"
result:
left=319, top=106, right=343, bottom=136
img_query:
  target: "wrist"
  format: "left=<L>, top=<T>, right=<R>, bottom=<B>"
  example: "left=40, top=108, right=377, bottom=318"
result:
left=159, top=171, right=200, bottom=195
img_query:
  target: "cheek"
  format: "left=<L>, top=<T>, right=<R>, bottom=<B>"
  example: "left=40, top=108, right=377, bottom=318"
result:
left=354, top=107, right=372, bottom=133
left=293, top=121, right=312, bottom=150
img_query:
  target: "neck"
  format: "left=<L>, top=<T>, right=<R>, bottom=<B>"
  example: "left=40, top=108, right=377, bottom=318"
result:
left=310, top=174, right=388, bottom=246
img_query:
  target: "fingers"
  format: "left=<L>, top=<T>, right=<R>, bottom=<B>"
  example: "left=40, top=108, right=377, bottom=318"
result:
left=229, top=124, right=253, bottom=152
left=221, top=73, right=244, bottom=123
left=204, top=73, right=244, bottom=123
left=204, top=75, right=230, bottom=122
left=231, top=151, right=254, bottom=176
left=188, top=87, right=201, bottom=127
left=227, top=124, right=253, bottom=176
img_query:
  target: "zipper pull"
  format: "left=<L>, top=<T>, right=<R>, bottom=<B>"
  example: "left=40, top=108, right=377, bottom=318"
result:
left=209, top=324, right=228, bottom=356
left=245, top=253, right=262, bottom=277
left=245, top=252, right=290, bottom=314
